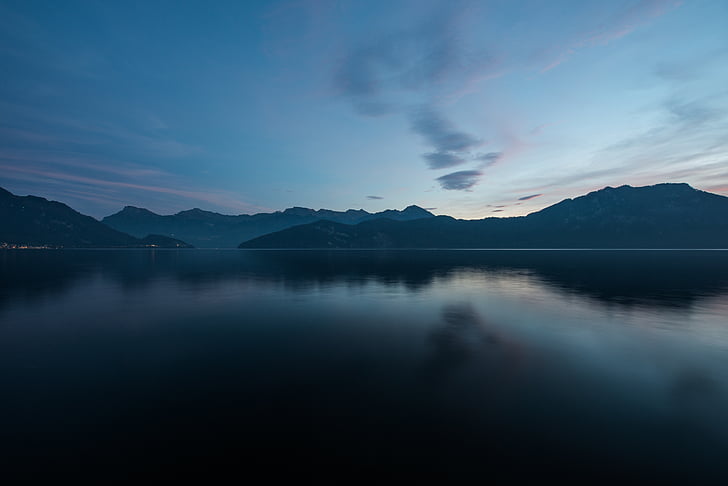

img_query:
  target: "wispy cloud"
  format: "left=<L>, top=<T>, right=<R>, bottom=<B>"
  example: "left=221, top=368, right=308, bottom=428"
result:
left=422, top=152, right=466, bottom=170
left=541, top=0, right=681, bottom=72
left=330, top=0, right=685, bottom=199
left=0, top=98, right=215, bottom=214
left=518, top=193, right=543, bottom=201
left=474, top=151, right=503, bottom=168
left=410, top=105, right=487, bottom=177
left=409, top=106, right=481, bottom=153
left=0, top=148, right=167, bottom=178
left=515, top=89, right=728, bottom=203
left=436, top=170, right=482, bottom=191
left=366, top=195, right=383, bottom=200
left=0, top=164, right=267, bottom=216
left=654, top=47, right=728, bottom=82
left=332, top=4, right=482, bottom=116
left=332, top=4, right=498, bottom=191
left=706, top=184, right=728, bottom=195
left=0, top=3, right=109, bottom=79
left=1, top=102, right=203, bottom=159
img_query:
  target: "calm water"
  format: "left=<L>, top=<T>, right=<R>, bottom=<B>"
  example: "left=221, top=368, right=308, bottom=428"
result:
left=2, top=250, right=728, bottom=480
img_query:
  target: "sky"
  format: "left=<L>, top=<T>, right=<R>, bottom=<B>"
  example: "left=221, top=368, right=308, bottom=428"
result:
left=1, top=0, right=727, bottom=219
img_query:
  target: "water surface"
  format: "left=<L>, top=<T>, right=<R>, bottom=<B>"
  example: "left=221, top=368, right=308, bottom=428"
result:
left=2, top=250, right=728, bottom=480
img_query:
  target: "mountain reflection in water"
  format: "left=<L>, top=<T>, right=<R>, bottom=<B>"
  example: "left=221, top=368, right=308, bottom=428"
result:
left=1, top=250, right=728, bottom=480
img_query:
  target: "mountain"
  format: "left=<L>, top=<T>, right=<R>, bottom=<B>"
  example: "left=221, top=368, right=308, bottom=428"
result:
left=0, top=187, right=191, bottom=248
left=240, top=184, right=728, bottom=249
left=102, top=204, right=434, bottom=248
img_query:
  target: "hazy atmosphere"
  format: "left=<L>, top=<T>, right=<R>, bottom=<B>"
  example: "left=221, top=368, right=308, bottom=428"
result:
left=2, top=0, right=727, bottom=218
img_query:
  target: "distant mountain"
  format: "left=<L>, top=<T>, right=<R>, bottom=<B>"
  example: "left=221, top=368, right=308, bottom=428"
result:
left=240, top=184, right=728, bottom=249
left=103, top=204, right=434, bottom=248
left=0, top=187, right=191, bottom=248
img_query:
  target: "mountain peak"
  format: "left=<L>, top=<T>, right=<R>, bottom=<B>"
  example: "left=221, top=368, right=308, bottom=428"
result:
left=282, top=207, right=316, bottom=216
left=599, top=182, right=695, bottom=193
left=529, top=182, right=719, bottom=224
left=1, top=191, right=189, bottom=247
left=403, top=204, right=427, bottom=211
left=117, top=206, right=159, bottom=216
left=401, top=205, right=434, bottom=216
left=650, top=182, right=696, bottom=191
left=177, top=208, right=215, bottom=216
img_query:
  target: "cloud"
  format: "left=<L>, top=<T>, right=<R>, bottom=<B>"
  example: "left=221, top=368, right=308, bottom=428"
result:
left=665, top=98, right=720, bottom=125
left=331, top=5, right=501, bottom=187
left=0, top=148, right=167, bottom=178
left=436, top=170, right=483, bottom=191
left=518, top=193, right=543, bottom=201
left=410, top=105, right=486, bottom=174
left=332, top=1, right=682, bottom=195
left=423, top=148, right=501, bottom=174
left=0, top=163, right=266, bottom=216
left=474, top=151, right=503, bottom=167
left=654, top=48, right=728, bottom=83
left=410, top=106, right=481, bottom=153
left=541, top=0, right=681, bottom=72
left=707, top=184, right=728, bottom=195
left=422, top=151, right=467, bottom=169
left=332, top=5, right=468, bottom=114
left=525, top=90, right=728, bottom=200
left=366, top=195, right=383, bottom=200
left=1, top=102, right=203, bottom=159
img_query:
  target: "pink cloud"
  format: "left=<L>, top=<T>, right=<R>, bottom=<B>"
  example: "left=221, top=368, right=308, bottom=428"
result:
left=0, top=164, right=268, bottom=214
left=0, top=148, right=167, bottom=178
left=705, top=184, right=728, bottom=195
left=541, top=0, right=682, bottom=72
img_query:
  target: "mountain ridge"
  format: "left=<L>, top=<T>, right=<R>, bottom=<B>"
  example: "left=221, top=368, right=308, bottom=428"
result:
left=110, top=203, right=433, bottom=219
left=4, top=183, right=727, bottom=249
left=103, top=204, right=435, bottom=248
left=0, top=188, right=191, bottom=248
left=240, top=183, right=728, bottom=249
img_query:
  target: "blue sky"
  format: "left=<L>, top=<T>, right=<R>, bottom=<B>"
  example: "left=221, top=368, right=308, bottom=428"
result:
left=1, top=0, right=727, bottom=218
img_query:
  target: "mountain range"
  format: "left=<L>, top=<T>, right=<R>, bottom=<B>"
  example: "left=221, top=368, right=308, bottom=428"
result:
left=241, top=183, right=728, bottom=249
left=2, top=183, right=727, bottom=249
left=0, top=187, right=190, bottom=248
left=103, top=204, right=434, bottom=248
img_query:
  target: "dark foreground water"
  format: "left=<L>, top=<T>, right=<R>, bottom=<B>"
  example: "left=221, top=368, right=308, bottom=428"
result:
left=2, top=250, right=728, bottom=481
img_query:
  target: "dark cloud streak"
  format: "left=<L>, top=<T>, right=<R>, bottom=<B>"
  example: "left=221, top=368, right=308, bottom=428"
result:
left=332, top=4, right=492, bottom=191
left=410, top=106, right=481, bottom=153
left=436, top=170, right=482, bottom=191
left=410, top=106, right=484, bottom=181
left=474, top=151, right=502, bottom=167
left=423, top=151, right=466, bottom=169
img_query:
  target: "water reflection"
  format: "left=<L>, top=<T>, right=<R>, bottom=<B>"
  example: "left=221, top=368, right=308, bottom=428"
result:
left=2, top=249, right=728, bottom=310
left=1, top=249, right=728, bottom=480
left=425, top=303, right=525, bottom=379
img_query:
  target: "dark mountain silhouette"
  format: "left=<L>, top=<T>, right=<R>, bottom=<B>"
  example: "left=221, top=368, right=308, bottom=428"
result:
left=0, top=187, right=191, bottom=248
left=103, top=204, right=434, bottom=248
left=240, top=183, right=728, bottom=249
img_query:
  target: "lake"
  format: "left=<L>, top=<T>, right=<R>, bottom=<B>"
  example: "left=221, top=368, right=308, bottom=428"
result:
left=2, top=249, right=728, bottom=480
